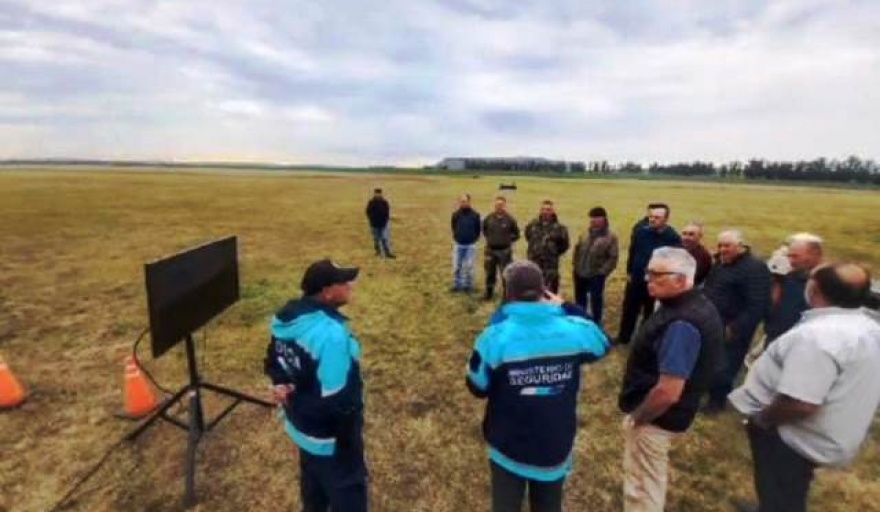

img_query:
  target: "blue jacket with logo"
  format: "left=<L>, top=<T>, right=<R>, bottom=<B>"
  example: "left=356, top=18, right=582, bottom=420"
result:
left=264, top=298, right=364, bottom=457
left=467, top=302, right=610, bottom=481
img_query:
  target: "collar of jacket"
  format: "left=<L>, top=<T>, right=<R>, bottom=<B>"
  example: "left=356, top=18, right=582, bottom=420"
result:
left=722, top=247, right=752, bottom=266
left=657, top=288, right=700, bottom=307
left=300, top=296, right=349, bottom=322
left=499, top=301, right=564, bottom=319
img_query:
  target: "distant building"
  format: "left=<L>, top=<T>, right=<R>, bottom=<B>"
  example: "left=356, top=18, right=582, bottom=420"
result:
left=436, top=157, right=585, bottom=173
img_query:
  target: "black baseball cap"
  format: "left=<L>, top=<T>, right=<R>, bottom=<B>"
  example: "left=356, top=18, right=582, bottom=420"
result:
left=301, top=259, right=359, bottom=296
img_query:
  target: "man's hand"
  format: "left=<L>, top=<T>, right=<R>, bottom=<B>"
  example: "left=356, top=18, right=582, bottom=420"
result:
left=271, top=384, right=296, bottom=406
left=541, top=289, right=564, bottom=306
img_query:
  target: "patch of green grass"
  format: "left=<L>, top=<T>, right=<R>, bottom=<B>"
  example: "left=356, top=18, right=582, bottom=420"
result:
left=0, top=168, right=878, bottom=512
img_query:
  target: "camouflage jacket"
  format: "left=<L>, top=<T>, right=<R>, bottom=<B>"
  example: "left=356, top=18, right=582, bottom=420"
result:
left=525, top=216, right=570, bottom=263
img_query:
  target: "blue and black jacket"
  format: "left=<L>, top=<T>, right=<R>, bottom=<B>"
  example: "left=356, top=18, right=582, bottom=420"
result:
left=467, top=302, right=610, bottom=481
left=265, top=297, right=364, bottom=457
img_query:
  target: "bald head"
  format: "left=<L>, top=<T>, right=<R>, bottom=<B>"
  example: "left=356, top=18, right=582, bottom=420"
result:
left=808, top=262, right=871, bottom=309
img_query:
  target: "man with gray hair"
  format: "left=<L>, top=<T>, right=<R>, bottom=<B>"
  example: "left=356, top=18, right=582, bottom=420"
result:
left=763, top=233, right=823, bottom=345
left=703, top=230, right=772, bottom=414
left=618, top=247, right=724, bottom=511
left=467, top=260, right=609, bottom=512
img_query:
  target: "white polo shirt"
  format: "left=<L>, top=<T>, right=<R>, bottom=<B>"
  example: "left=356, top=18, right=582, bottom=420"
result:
left=729, top=307, right=880, bottom=467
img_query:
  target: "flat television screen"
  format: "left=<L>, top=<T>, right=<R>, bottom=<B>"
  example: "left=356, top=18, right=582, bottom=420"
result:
left=145, top=236, right=240, bottom=358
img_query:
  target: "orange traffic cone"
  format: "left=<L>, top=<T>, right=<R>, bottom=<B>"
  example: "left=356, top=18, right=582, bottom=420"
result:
left=0, top=353, right=26, bottom=409
left=121, top=356, right=160, bottom=419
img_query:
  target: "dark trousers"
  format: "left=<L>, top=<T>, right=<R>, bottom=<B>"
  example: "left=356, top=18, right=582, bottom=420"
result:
left=484, top=248, right=513, bottom=292
left=299, top=449, right=368, bottom=512
left=746, top=424, right=816, bottom=512
left=708, top=334, right=753, bottom=406
left=490, top=461, right=564, bottom=512
left=573, top=274, right=607, bottom=323
left=617, top=279, right=655, bottom=344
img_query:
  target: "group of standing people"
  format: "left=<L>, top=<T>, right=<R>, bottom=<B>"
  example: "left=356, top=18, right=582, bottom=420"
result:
left=274, top=191, right=880, bottom=512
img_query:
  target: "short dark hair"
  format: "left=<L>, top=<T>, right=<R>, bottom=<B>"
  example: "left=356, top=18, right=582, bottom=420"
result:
left=503, top=261, right=544, bottom=302
left=374, top=188, right=383, bottom=194
left=542, top=199, right=553, bottom=206
left=812, top=263, right=871, bottom=308
left=648, top=203, right=670, bottom=218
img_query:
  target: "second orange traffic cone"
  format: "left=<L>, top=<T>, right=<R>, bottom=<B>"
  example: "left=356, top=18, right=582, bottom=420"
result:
left=121, top=356, right=160, bottom=419
left=0, top=353, right=26, bottom=409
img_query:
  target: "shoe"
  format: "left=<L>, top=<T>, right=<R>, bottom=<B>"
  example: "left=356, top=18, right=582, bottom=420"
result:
left=730, top=498, right=758, bottom=512
left=483, top=290, right=494, bottom=301
left=613, top=337, right=629, bottom=346
left=462, top=287, right=474, bottom=294
left=450, top=286, right=461, bottom=293
left=386, top=253, right=397, bottom=259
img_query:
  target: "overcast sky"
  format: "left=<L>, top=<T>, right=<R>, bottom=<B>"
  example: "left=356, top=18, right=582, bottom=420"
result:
left=2, top=0, right=878, bottom=165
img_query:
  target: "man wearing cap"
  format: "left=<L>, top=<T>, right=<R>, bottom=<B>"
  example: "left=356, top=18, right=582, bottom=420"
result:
left=467, top=260, right=610, bottom=512
left=365, top=188, right=395, bottom=259
left=264, top=259, right=368, bottom=511
left=572, top=206, right=619, bottom=324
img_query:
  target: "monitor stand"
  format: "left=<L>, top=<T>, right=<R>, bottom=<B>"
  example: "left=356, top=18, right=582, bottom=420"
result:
left=126, top=333, right=273, bottom=508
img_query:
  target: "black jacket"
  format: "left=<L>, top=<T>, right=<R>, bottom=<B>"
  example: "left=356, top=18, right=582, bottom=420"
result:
left=365, top=197, right=390, bottom=228
left=452, top=207, right=481, bottom=245
left=626, top=225, right=682, bottom=277
left=619, top=289, right=724, bottom=432
left=703, top=249, right=772, bottom=342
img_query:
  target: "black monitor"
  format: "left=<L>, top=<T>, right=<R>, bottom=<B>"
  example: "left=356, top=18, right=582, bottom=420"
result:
left=145, top=236, right=240, bottom=358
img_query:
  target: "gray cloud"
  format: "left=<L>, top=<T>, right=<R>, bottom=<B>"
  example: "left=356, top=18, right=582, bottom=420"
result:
left=0, top=0, right=878, bottom=164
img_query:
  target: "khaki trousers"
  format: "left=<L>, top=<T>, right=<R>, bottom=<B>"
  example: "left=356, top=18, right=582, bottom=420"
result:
left=622, top=418, right=680, bottom=512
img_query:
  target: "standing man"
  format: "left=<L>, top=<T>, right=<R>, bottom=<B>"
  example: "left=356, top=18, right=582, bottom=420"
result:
left=365, top=188, right=395, bottom=259
left=703, top=230, right=772, bottom=414
left=763, top=233, right=823, bottom=345
left=451, top=194, right=481, bottom=293
left=467, top=260, right=610, bottom=512
left=618, top=248, right=723, bottom=512
left=572, top=206, right=619, bottom=323
left=482, top=196, right=521, bottom=301
left=264, top=259, right=368, bottom=511
left=730, top=263, right=880, bottom=512
left=680, top=222, right=712, bottom=286
left=617, top=204, right=681, bottom=345
left=525, top=200, right=570, bottom=294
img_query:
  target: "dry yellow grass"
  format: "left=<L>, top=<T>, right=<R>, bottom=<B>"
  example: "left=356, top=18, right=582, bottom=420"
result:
left=0, top=168, right=878, bottom=512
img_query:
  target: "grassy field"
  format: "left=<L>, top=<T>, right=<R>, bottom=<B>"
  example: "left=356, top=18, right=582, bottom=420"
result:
left=0, top=168, right=878, bottom=512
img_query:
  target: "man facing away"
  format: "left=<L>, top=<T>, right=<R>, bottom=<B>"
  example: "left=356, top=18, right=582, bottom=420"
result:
left=365, top=188, right=395, bottom=259
left=730, top=263, right=880, bottom=512
left=572, top=206, right=619, bottom=324
left=451, top=193, right=481, bottom=293
left=482, top=195, right=521, bottom=301
left=617, top=204, right=681, bottom=344
left=763, top=233, right=823, bottom=345
left=265, top=259, right=368, bottom=511
left=702, top=230, right=772, bottom=414
left=618, top=247, right=723, bottom=512
left=680, top=222, right=712, bottom=286
left=467, top=260, right=609, bottom=512
left=525, top=200, right=570, bottom=294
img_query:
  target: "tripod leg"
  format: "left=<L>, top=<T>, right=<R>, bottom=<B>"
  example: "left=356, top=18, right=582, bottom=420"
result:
left=184, top=389, right=204, bottom=508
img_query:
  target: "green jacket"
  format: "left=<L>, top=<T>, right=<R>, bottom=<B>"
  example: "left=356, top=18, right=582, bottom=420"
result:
left=482, top=212, right=521, bottom=249
left=525, top=216, right=570, bottom=263
left=573, top=228, right=619, bottom=278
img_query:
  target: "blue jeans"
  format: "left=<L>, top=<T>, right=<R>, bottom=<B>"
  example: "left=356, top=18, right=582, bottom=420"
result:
left=453, top=244, right=477, bottom=290
left=573, top=274, right=607, bottom=323
left=370, top=225, right=392, bottom=256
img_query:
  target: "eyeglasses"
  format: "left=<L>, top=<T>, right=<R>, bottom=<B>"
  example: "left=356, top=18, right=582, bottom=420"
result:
left=644, top=270, right=683, bottom=281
